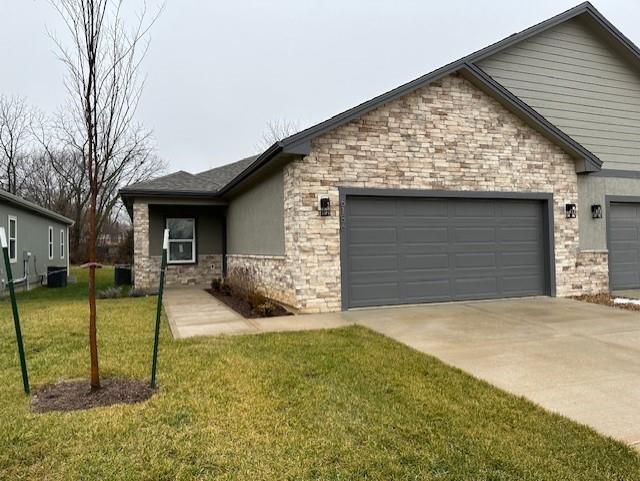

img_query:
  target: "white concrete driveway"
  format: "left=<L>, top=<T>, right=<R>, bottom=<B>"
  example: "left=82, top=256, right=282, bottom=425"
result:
left=350, top=297, right=640, bottom=446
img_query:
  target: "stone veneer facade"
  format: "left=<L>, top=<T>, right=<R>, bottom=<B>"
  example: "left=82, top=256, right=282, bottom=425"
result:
left=276, top=73, right=608, bottom=312
left=133, top=202, right=222, bottom=289
left=133, top=73, right=609, bottom=310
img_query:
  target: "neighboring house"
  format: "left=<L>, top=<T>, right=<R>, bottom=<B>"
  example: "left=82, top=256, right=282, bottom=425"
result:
left=121, top=2, right=640, bottom=313
left=0, top=190, right=73, bottom=289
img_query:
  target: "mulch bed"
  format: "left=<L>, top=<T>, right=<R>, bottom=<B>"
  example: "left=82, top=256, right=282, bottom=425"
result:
left=572, top=293, right=640, bottom=312
left=31, top=378, right=155, bottom=413
left=207, top=289, right=291, bottom=318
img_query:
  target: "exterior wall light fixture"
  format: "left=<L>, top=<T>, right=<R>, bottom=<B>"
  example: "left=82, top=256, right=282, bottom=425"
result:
left=565, top=203, right=577, bottom=219
left=318, top=195, right=331, bottom=216
left=591, top=204, right=603, bottom=219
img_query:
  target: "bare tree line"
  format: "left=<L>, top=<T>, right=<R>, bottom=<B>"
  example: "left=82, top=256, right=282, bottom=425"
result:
left=0, top=90, right=165, bottom=263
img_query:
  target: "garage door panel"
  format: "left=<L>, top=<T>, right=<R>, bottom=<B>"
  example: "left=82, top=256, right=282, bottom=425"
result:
left=349, top=226, right=397, bottom=244
left=610, top=203, right=639, bottom=219
left=502, top=275, right=546, bottom=295
left=454, top=277, right=499, bottom=297
left=454, top=252, right=496, bottom=268
left=502, top=251, right=542, bottom=267
left=350, top=255, right=398, bottom=273
left=500, top=226, right=541, bottom=242
left=350, top=283, right=400, bottom=306
left=348, top=197, right=397, bottom=216
left=402, top=226, right=448, bottom=243
left=501, top=202, right=542, bottom=217
left=609, top=202, right=640, bottom=290
left=453, top=226, right=496, bottom=243
left=452, top=201, right=496, bottom=218
left=610, top=249, right=638, bottom=265
left=345, top=196, right=548, bottom=307
left=404, top=279, right=452, bottom=301
left=402, top=199, right=449, bottom=217
left=400, top=254, right=450, bottom=270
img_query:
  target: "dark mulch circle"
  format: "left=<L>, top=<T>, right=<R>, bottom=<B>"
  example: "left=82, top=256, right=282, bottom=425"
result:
left=31, top=378, right=155, bottom=413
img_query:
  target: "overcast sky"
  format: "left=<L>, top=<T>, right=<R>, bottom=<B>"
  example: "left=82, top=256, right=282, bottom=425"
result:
left=1, top=0, right=639, bottom=174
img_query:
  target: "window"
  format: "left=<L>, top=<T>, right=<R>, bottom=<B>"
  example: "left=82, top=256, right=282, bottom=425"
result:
left=7, top=215, right=17, bottom=263
left=48, top=226, right=53, bottom=260
left=60, top=230, right=65, bottom=259
left=166, top=218, right=196, bottom=263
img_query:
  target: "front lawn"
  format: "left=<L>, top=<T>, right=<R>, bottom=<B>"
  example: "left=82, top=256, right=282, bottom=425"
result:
left=1, top=267, right=639, bottom=480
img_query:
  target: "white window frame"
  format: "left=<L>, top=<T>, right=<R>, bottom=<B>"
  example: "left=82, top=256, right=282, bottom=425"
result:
left=7, top=215, right=17, bottom=263
left=166, top=217, right=196, bottom=264
left=48, top=226, right=53, bottom=260
left=60, top=229, right=65, bottom=259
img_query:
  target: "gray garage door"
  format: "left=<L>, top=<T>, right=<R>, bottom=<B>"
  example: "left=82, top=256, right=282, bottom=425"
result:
left=345, top=196, right=549, bottom=308
left=609, top=202, right=640, bottom=290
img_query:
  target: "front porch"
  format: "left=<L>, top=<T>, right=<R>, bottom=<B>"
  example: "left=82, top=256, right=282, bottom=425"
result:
left=132, top=199, right=227, bottom=289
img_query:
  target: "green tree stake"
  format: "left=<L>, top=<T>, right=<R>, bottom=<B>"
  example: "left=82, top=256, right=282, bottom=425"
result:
left=0, top=227, right=29, bottom=395
left=151, top=229, right=169, bottom=388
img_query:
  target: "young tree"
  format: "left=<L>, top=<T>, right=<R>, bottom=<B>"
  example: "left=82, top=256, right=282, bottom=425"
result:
left=51, top=0, right=160, bottom=389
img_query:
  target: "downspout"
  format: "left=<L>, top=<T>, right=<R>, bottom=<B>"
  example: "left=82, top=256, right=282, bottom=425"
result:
left=221, top=209, right=227, bottom=279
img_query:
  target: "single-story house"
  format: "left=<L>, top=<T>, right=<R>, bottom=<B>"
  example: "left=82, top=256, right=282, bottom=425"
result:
left=121, top=2, right=640, bottom=313
left=0, top=189, right=72, bottom=289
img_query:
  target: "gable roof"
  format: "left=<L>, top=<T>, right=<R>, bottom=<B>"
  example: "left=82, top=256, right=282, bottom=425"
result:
left=0, top=189, right=74, bottom=225
left=120, top=155, right=258, bottom=197
left=123, top=2, right=640, bottom=202
left=221, top=1, right=640, bottom=194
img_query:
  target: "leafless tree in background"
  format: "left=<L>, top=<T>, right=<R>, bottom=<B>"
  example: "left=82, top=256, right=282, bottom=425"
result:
left=50, top=0, right=162, bottom=389
left=0, top=95, right=33, bottom=194
left=255, top=118, right=300, bottom=152
left=34, top=110, right=165, bottom=263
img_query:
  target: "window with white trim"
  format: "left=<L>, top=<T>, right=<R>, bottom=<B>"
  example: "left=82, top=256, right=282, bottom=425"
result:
left=8, top=215, right=17, bottom=263
left=60, top=229, right=65, bottom=259
left=166, top=218, right=196, bottom=263
left=48, top=226, right=53, bottom=260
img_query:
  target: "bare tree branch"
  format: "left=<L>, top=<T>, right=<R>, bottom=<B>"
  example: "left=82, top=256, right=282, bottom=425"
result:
left=255, top=118, right=300, bottom=153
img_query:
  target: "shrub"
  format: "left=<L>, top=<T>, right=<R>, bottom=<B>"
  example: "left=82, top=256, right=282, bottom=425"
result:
left=254, top=301, right=277, bottom=317
left=246, top=290, right=268, bottom=310
left=97, top=287, right=123, bottom=299
left=128, top=287, right=147, bottom=298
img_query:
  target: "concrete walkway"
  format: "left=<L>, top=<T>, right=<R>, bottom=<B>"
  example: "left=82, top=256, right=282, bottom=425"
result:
left=163, top=288, right=351, bottom=339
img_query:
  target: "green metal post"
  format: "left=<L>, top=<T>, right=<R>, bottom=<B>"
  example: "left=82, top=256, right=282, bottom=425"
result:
left=1, top=227, right=29, bottom=394
left=151, top=229, right=169, bottom=388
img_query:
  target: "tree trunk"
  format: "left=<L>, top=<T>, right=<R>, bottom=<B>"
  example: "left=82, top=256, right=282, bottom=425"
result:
left=88, top=187, right=99, bottom=389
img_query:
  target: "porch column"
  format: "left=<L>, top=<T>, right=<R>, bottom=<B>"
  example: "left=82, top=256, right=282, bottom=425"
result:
left=133, top=201, right=151, bottom=288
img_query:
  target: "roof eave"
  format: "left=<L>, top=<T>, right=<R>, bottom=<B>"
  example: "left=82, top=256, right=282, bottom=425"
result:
left=0, top=190, right=74, bottom=225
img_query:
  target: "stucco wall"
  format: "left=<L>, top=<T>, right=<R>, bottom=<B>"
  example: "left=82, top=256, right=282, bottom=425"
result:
left=227, top=168, right=285, bottom=255
left=578, top=175, right=640, bottom=250
left=278, top=73, right=607, bottom=312
left=0, top=202, right=68, bottom=287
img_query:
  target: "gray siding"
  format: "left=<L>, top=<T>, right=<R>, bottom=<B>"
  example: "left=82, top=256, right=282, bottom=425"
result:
left=0, top=202, right=68, bottom=285
left=479, top=17, right=640, bottom=171
left=227, top=168, right=285, bottom=255
left=148, top=205, right=224, bottom=256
